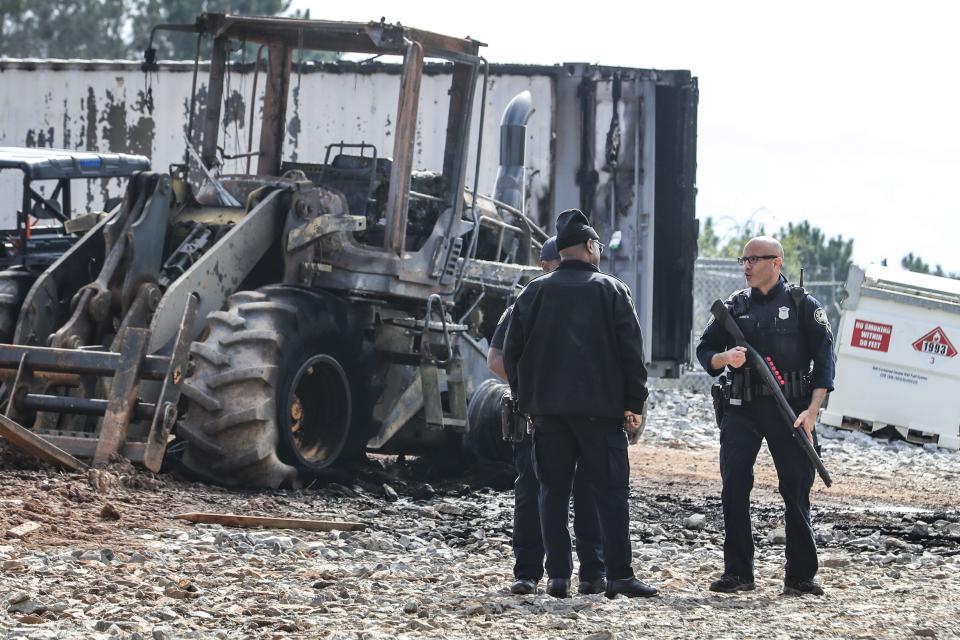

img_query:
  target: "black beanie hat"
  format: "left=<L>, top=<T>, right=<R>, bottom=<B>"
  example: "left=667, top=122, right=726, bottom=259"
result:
left=539, top=236, right=560, bottom=262
left=555, top=208, right=600, bottom=251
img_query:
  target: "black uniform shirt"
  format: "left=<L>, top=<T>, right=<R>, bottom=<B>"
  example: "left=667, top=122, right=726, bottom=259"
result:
left=502, top=260, right=648, bottom=418
left=490, top=305, right=512, bottom=351
left=696, top=275, right=835, bottom=392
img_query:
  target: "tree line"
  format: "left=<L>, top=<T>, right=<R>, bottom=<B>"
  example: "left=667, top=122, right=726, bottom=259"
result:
left=698, top=216, right=957, bottom=282
left=0, top=1, right=289, bottom=60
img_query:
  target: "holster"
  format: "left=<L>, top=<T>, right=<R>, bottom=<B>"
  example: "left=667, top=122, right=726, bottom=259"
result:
left=500, top=388, right=529, bottom=443
left=710, top=374, right=726, bottom=427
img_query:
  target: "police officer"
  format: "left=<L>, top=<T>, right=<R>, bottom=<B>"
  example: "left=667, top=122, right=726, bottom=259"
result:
left=487, top=237, right=606, bottom=596
left=503, top=209, right=656, bottom=599
left=696, top=236, right=835, bottom=596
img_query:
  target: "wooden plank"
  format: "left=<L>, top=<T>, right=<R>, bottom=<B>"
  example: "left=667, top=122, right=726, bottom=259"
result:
left=7, top=521, right=41, bottom=539
left=174, top=512, right=366, bottom=532
left=0, top=414, right=88, bottom=471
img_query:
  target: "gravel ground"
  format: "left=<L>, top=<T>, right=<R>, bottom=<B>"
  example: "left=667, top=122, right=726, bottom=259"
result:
left=1, top=388, right=958, bottom=639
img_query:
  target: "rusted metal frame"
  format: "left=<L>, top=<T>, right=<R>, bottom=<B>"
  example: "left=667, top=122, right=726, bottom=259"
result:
left=246, top=44, right=267, bottom=174
left=61, top=178, right=70, bottom=222
left=33, top=434, right=146, bottom=463
left=20, top=394, right=156, bottom=421
left=441, top=63, right=477, bottom=232
left=183, top=33, right=203, bottom=167
left=0, top=345, right=169, bottom=380
left=92, top=327, right=151, bottom=466
left=257, top=42, right=292, bottom=177
left=222, top=31, right=395, bottom=55
left=452, top=59, right=489, bottom=287
left=50, top=174, right=152, bottom=350
left=202, top=13, right=480, bottom=57
left=14, top=208, right=109, bottom=346
left=200, top=36, right=229, bottom=169
left=18, top=174, right=29, bottom=266
left=142, top=293, right=198, bottom=472
left=466, top=59, right=489, bottom=257
left=5, top=353, right=32, bottom=422
left=384, top=40, right=424, bottom=254
left=0, top=414, right=87, bottom=471
left=479, top=215, right=524, bottom=236
left=477, top=195, right=547, bottom=236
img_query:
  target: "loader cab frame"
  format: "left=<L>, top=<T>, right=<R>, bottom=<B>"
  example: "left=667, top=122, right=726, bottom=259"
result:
left=146, top=14, right=486, bottom=298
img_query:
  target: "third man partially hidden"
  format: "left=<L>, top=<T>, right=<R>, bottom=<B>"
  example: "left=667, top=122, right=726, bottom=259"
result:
left=503, top=208, right=657, bottom=600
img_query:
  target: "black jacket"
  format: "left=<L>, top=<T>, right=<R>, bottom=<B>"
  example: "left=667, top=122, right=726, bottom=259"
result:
left=696, top=275, right=835, bottom=392
left=502, top=260, right=648, bottom=418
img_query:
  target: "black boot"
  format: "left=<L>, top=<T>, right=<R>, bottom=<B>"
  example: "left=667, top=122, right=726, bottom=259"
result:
left=509, top=578, right=537, bottom=595
left=709, top=574, right=756, bottom=593
left=783, top=578, right=824, bottom=596
left=605, top=577, right=658, bottom=599
left=577, top=576, right=607, bottom=595
left=547, top=578, right=570, bottom=598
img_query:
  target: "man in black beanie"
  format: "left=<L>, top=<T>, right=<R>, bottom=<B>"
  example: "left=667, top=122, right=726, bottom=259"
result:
left=503, top=208, right=656, bottom=599
left=487, top=236, right=606, bottom=597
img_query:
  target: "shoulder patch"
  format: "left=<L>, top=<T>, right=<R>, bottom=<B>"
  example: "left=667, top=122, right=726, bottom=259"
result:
left=814, top=307, right=829, bottom=327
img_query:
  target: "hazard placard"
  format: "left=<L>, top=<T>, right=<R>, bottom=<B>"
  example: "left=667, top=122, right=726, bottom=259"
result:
left=851, top=319, right=892, bottom=352
left=911, top=326, right=957, bottom=358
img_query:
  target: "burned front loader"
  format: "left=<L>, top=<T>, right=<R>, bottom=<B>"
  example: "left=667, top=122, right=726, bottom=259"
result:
left=0, top=14, right=540, bottom=486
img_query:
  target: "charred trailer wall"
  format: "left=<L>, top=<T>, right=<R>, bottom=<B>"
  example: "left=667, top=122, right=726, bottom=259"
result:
left=0, top=59, right=698, bottom=375
left=0, top=59, right=554, bottom=230
left=550, top=65, right=699, bottom=376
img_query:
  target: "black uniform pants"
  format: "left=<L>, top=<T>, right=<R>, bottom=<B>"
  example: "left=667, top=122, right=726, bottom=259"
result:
left=512, top=436, right=605, bottom=581
left=719, top=399, right=818, bottom=581
left=532, top=414, right=635, bottom=581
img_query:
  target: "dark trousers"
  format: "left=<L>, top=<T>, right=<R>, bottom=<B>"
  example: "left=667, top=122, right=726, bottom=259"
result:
left=719, top=399, right=818, bottom=581
left=532, top=414, right=634, bottom=581
left=512, top=436, right=605, bottom=581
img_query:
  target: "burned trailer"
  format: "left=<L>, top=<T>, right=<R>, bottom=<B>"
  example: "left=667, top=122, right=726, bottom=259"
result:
left=0, top=59, right=699, bottom=378
left=0, top=14, right=544, bottom=487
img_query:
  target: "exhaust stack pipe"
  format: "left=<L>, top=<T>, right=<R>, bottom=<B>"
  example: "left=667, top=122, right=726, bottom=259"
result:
left=493, top=91, right=534, bottom=215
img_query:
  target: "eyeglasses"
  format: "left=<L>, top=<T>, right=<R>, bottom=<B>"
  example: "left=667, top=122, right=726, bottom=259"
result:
left=737, top=255, right=778, bottom=265
left=591, top=239, right=605, bottom=256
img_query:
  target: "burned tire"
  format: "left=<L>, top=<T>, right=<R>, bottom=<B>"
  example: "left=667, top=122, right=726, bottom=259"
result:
left=464, top=378, right=513, bottom=465
left=0, top=267, right=36, bottom=344
left=178, top=286, right=357, bottom=488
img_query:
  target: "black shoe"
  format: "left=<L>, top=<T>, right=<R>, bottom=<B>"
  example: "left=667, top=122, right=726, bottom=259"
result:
left=604, top=577, right=658, bottom=599
left=547, top=578, right=570, bottom=598
left=783, top=578, right=824, bottom=596
left=577, top=576, right=607, bottom=595
left=509, top=578, right=537, bottom=595
left=709, top=574, right=756, bottom=593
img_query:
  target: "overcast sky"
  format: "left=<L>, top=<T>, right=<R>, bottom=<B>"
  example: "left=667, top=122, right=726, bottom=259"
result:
left=295, top=0, right=960, bottom=272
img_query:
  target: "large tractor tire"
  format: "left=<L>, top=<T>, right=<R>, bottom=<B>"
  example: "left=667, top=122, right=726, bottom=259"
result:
left=0, top=267, right=36, bottom=344
left=178, top=286, right=359, bottom=488
left=464, top=378, right=513, bottom=465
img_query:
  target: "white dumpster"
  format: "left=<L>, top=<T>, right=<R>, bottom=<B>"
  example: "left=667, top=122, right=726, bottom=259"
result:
left=820, top=264, right=960, bottom=449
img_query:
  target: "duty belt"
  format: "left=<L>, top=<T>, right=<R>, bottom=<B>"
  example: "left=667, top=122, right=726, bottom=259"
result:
left=724, top=368, right=811, bottom=403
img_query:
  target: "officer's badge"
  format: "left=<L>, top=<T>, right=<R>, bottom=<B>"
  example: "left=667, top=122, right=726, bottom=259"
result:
left=778, top=306, right=790, bottom=320
left=814, top=307, right=830, bottom=327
